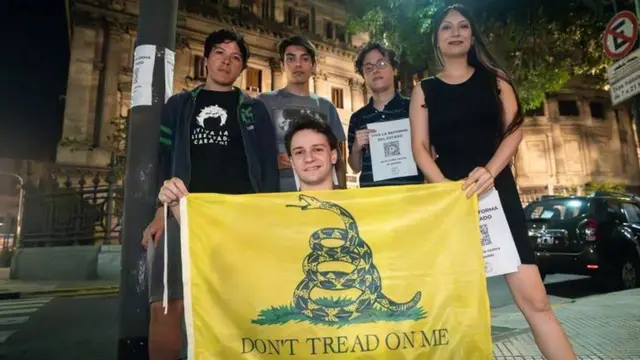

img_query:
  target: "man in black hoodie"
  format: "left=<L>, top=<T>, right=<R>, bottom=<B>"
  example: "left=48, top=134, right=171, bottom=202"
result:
left=146, top=29, right=279, bottom=360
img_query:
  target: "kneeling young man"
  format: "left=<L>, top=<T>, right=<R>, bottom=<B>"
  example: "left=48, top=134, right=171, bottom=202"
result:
left=284, top=113, right=339, bottom=192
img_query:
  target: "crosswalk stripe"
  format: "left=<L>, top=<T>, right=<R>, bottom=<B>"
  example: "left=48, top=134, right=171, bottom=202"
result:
left=0, top=316, right=29, bottom=326
left=0, top=298, right=53, bottom=306
left=0, top=297, right=53, bottom=344
left=0, top=300, right=51, bottom=311
left=0, top=308, right=39, bottom=316
left=0, top=330, right=15, bottom=342
left=0, top=303, right=50, bottom=311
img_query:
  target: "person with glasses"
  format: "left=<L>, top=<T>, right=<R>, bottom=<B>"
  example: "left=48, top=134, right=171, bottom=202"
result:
left=347, top=42, right=424, bottom=188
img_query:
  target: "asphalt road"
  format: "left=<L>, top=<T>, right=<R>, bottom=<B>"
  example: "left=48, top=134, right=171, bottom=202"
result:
left=0, top=295, right=118, bottom=360
left=0, top=274, right=608, bottom=360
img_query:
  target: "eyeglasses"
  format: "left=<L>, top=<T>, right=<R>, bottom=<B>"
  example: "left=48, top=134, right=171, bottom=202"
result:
left=362, top=59, right=390, bottom=73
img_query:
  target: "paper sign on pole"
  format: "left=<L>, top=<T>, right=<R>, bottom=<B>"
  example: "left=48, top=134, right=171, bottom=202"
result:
left=131, top=44, right=156, bottom=108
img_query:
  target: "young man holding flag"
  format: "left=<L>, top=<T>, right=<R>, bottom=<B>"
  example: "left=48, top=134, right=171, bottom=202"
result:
left=150, top=29, right=278, bottom=360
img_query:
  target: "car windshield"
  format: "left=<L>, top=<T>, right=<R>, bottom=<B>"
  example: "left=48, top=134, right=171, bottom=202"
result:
left=524, top=198, right=587, bottom=221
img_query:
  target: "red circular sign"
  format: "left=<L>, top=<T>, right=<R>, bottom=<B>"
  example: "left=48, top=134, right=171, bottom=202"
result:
left=603, top=11, right=638, bottom=59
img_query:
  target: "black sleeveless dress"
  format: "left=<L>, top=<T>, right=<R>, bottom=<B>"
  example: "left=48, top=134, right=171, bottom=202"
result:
left=420, top=67, right=536, bottom=265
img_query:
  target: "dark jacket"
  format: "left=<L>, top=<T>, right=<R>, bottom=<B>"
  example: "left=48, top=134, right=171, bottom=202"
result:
left=156, top=84, right=279, bottom=196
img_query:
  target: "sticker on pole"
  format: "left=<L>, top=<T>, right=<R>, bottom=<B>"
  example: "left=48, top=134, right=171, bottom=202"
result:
left=131, top=44, right=156, bottom=108
left=603, top=11, right=638, bottom=60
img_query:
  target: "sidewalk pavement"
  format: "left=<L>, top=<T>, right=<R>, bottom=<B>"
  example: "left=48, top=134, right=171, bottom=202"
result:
left=0, top=268, right=119, bottom=299
left=1, top=266, right=639, bottom=359
left=491, top=288, right=640, bottom=360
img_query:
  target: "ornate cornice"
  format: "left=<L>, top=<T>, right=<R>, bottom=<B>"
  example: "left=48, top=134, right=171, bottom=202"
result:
left=175, top=33, right=191, bottom=51
left=269, top=57, right=281, bottom=71
left=349, top=78, right=364, bottom=90
left=72, top=0, right=359, bottom=60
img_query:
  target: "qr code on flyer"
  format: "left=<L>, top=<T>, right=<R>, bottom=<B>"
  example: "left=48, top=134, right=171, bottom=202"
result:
left=383, top=141, right=401, bottom=157
left=480, top=224, right=492, bottom=246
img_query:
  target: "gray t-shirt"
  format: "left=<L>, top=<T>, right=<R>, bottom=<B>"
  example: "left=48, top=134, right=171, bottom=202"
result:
left=257, top=89, right=346, bottom=192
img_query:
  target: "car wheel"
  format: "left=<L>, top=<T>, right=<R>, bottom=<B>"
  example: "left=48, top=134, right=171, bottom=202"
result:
left=619, top=254, right=639, bottom=290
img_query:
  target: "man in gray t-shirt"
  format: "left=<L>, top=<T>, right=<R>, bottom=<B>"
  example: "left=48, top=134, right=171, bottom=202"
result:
left=258, top=35, right=346, bottom=192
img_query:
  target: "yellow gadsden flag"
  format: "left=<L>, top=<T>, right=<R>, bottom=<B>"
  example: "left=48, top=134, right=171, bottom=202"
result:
left=178, top=182, right=492, bottom=360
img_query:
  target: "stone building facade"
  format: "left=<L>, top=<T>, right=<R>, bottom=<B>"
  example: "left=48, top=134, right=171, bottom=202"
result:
left=56, top=0, right=368, bottom=188
left=516, top=77, right=640, bottom=203
left=54, top=0, right=640, bottom=197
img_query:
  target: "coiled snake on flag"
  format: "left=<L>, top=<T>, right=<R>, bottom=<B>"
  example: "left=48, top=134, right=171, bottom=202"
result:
left=287, top=194, right=422, bottom=323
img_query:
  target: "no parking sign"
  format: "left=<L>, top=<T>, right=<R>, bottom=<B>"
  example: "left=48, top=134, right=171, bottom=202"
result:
left=603, top=11, right=638, bottom=60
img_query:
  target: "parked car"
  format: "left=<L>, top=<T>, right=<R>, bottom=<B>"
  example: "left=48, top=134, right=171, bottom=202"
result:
left=524, top=191, right=640, bottom=290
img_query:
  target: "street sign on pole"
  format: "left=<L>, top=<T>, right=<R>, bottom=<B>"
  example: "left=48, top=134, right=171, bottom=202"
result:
left=117, top=0, right=178, bottom=358
left=608, top=48, right=640, bottom=105
left=603, top=10, right=638, bottom=60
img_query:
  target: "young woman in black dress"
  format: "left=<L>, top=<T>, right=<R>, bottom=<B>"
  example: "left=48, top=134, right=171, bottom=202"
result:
left=409, top=5, right=576, bottom=359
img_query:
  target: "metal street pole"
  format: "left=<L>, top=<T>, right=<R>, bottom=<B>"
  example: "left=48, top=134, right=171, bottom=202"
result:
left=633, top=0, right=640, bottom=156
left=117, top=0, right=178, bottom=358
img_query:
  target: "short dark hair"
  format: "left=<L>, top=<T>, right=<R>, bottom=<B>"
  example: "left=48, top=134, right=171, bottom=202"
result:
left=278, top=35, right=317, bottom=64
left=204, top=29, right=250, bottom=69
left=284, top=113, right=337, bottom=156
left=354, top=42, right=399, bottom=76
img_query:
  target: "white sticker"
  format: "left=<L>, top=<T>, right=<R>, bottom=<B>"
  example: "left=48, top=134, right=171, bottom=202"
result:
left=131, top=44, right=156, bottom=108
left=164, top=48, right=175, bottom=103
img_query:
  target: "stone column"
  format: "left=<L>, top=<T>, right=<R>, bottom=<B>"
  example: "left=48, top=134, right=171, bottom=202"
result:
left=56, top=23, right=101, bottom=165
left=269, top=57, right=285, bottom=91
left=98, top=21, right=127, bottom=150
left=349, top=78, right=365, bottom=111
left=310, top=74, right=316, bottom=94
left=274, top=0, right=285, bottom=23
left=618, top=108, right=640, bottom=178
left=314, top=70, right=328, bottom=98
left=547, top=98, right=567, bottom=176
left=608, top=107, right=624, bottom=177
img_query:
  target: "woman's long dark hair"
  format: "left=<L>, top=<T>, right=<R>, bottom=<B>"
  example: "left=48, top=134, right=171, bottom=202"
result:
left=431, top=4, right=524, bottom=141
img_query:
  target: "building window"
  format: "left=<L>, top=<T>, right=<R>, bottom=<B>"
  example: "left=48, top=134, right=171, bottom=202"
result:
left=298, top=11, right=310, bottom=31
left=331, top=87, right=344, bottom=109
left=194, top=55, right=207, bottom=81
left=589, top=101, right=605, bottom=119
left=335, top=24, right=347, bottom=43
left=558, top=100, right=579, bottom=117
left=261, top=0, right=271, bottom=19
left=285, top=7, right=294, bottom=26
left=245, top=67, right=262, bottom=93
left=325, top=21, right=334, bottom=39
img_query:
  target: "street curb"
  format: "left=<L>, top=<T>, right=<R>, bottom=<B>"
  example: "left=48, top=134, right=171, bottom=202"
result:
left=0, top=286, right=119, bottom=300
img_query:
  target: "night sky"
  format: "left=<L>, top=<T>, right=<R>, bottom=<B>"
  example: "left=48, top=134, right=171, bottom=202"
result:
left=0, top=1, right=69, bottom=162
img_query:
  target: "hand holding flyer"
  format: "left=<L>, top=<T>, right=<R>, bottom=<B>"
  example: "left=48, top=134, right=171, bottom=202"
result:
left=366, top=118, right=419, bottom=182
